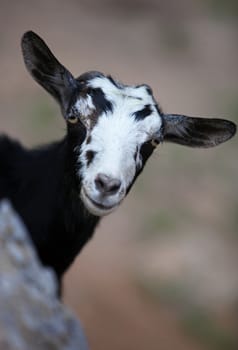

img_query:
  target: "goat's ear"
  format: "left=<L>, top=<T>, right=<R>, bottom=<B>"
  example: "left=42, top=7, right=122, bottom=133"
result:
left=162, top=114, right=236, bottom=148
left=21, top=31, right=77, bottom=114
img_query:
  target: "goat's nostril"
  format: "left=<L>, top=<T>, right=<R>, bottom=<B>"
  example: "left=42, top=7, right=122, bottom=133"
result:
left=95, top=173, right=121, bottom=195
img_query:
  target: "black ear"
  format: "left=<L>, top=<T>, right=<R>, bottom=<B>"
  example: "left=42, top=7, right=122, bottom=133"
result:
left=21, top=31, right=77, bottom=114
left=162, top=114, right=236, bottom=148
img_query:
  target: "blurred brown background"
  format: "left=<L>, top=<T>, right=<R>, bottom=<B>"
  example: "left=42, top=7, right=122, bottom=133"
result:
left=0, top=1, right=238, bottom=349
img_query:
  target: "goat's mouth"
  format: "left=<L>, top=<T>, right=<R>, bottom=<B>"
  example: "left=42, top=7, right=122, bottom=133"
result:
left=80, top=187, right=120, bottom=216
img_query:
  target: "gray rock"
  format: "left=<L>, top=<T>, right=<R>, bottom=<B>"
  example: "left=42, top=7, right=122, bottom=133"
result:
left=0, top=200, right=89, bottom=350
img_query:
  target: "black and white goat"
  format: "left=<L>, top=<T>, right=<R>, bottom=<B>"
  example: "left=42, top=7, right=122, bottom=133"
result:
left=0, top=31, right=236, bottom=283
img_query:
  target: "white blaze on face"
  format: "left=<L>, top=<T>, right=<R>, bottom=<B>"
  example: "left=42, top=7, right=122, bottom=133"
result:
left=78, top=76, right=163, bottom=216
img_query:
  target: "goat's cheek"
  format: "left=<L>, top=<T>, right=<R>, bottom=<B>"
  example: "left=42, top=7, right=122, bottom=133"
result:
left=123, top=161, right=136, bottom=188
left=81, top=159, right=98, bottom=188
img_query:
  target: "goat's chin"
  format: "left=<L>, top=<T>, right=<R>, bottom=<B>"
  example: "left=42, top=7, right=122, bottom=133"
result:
left=80, top=187, right=119, bottom=217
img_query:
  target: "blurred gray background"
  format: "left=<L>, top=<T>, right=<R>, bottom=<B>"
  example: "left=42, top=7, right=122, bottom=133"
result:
left=0, top=1, right=238, bottom=349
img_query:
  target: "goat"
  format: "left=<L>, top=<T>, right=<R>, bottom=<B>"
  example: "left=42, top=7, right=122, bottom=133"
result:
left=0, top=31, right=236, bottom=284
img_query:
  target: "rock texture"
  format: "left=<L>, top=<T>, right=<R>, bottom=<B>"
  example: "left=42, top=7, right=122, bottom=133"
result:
left=0, top=200, right=88, bottom=350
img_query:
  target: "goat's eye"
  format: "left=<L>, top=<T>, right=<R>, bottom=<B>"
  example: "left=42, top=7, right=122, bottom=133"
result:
left=151, top=139, right=160, bottom=147
left=68, top=116, right=79, bottom=124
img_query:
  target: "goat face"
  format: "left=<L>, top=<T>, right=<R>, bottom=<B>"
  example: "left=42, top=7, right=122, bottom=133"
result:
left=21, top=31, right=236, bottom=216
left=74, top=72, right=163, bottom=216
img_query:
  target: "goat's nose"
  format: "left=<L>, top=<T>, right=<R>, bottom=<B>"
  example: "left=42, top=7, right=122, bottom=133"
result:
left=95, top=173, right=121, bottom=196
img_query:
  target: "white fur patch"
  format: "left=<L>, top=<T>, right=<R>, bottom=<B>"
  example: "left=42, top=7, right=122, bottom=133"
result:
left=74, top=95, right=95, bottom=128
left=75, top=95, right=95, bottom=116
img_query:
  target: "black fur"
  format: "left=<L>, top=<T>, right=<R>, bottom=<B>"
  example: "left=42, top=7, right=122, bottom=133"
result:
left=0, top=134, right=100, bottom=283
left=86, top=150, right=96, bottom=166
left=163, top=114, right=237, bottom=148
left=90, top=87, right=113, bottom=115
left=134, top=105, right=153, bottom=121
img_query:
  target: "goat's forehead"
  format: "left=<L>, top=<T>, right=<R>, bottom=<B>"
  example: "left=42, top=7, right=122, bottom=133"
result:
left=73, top=75, right=163, bottom=137
left=87, top=76, right=154, bottom=103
